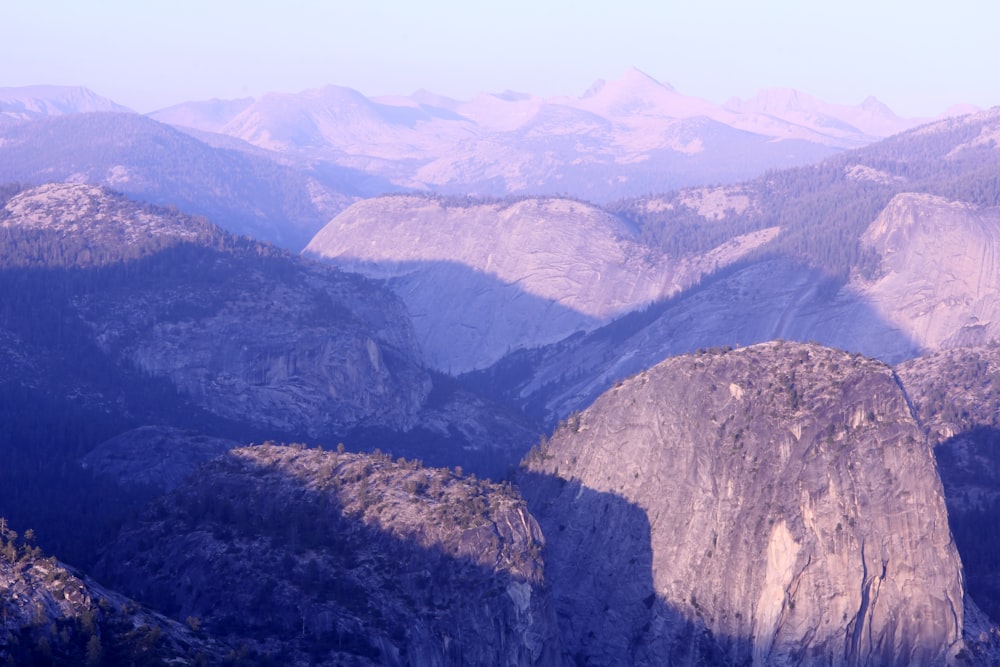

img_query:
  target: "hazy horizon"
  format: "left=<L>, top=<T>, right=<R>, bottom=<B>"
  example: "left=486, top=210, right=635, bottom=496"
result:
left=4, top=1, right=997, bottom=117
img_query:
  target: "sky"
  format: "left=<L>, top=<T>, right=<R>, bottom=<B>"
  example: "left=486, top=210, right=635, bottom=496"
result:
left=2, top=0, right=997, bottom=117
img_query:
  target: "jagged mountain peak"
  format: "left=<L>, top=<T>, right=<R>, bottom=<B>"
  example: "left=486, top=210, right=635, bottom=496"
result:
left=727, top=87, right=829, bottom=114
left=726, top=86, right=914, bottom=139
left=860, top=95, right=894, bottom=114
left=617, top=66, right=677, bottom=92
left=576, top=66, right=685, bottom=117
left=582, top=67, right=673, bottom=98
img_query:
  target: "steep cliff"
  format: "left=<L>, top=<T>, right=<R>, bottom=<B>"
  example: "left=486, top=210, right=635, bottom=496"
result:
left=521, top=342, right=971, bottom=665
left=897, top=345, right=1000, bottom=624
left=97, top=445, right=564, bottom=665
left=0, top=183, right=544, bottom=575
left=472, top=192, right=1000, bottom=426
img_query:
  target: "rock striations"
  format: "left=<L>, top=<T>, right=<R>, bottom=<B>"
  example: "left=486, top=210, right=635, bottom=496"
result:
left=521, top=342, right=969, bottom=665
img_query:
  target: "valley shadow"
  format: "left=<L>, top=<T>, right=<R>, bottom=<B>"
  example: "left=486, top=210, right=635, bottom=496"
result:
left=0, top=242, right=559, bottom=563
left=309, top=255, right=605, bottom=375
left=933, top=426, right=1000, bottom=623
left=466, top=257, right=924, bottom=427
left=93, top=447, right=568, bottom=666
left=517, top=470, right=749, bottom=666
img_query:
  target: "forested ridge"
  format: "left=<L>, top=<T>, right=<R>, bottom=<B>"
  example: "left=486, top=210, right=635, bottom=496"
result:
left=610, top=110, right=1000, bottom=281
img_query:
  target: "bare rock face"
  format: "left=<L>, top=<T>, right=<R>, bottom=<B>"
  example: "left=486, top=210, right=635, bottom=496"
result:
left=855, top=193, right=1000, bottom=352
left=98, top=445, right=564, bottom=665
left=0, top=182, right=223, bottom=267
left=466, top=258, right=920, bottom=426
left=75, top=261, right=430, bottom=436
left=304, top=194, right=774, bottom=372
left=471, top=190, right=1000, bottom=427
left=521, top=342, right=967, bottom=665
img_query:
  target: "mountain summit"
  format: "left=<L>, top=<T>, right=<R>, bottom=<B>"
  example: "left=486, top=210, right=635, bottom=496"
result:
left=0, top=85, right=131, bottom=125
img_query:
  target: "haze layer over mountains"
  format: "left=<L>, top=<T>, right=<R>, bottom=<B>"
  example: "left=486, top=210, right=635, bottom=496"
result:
left=3, top=73, right=1000, bottom=665
left=0, top=68, right=969, bottom=251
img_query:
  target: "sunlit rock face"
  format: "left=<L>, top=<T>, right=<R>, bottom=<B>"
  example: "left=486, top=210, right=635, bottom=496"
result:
left=304, top=194, right=775, bottom=373
left=522, top=342, right=966, bottom=665
left=854, top=193, right=1000, bottom=353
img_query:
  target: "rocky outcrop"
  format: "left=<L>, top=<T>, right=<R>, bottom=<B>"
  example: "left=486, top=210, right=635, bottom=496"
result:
left=305, top=194, right=776, bottom=372
left=464, top=258, right=920, bottom=424
left=0, top=521, right=219, bottom=664
left=76, top=260, right=431, bottom=436
left=98, top=445, right=564, bottom=665
left=521, top=342, right=968, bottom=665
left=474, top=192, right=1000, bottom=426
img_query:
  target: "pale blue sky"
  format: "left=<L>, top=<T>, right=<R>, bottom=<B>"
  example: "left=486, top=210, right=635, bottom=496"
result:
left=2, top=0, right=996, bottom=117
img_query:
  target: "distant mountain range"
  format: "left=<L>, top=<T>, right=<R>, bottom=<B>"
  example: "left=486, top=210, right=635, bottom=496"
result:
left=0, top=74, right=980, bottom=252
left=7, top=76, right=1000, bottom=664
left=154, top=67, right=965, bottom=201
left=0, top=85, right=131, bottom=126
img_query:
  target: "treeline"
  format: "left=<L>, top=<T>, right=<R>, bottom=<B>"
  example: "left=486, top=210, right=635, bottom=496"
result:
left=608, top=112, right=1000, bottom=282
